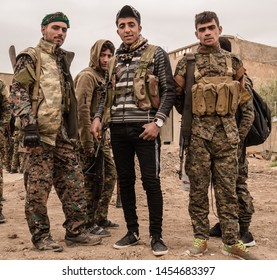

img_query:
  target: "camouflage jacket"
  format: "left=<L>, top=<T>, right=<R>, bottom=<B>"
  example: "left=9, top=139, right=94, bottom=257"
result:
left=174, top=44, right=254, bottom=144
left=10, top=38, right=78, bottom=146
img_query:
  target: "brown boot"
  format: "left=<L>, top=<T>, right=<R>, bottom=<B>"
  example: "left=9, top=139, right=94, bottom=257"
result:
left=65, top=232, right=102, bottom=247
left=34, top=236, right=63, bottom=252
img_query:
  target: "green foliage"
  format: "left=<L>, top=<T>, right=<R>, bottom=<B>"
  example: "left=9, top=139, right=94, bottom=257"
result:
left=270, top=155, right=277, bottom=167
left=258, top=77, right=277, bottom=117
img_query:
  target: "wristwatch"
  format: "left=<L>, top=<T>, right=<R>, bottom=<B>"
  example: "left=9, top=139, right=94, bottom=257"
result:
left=154, top=118, right=164, bottom=128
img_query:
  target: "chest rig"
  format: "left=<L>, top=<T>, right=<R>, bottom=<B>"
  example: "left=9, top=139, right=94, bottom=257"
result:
left=191, top=53, right=241, bottom=117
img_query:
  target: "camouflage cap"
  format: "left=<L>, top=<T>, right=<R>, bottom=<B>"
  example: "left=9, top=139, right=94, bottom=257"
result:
left=116, top=5, right=141, bottom=26
left=41, top=12, right=70, bottom=28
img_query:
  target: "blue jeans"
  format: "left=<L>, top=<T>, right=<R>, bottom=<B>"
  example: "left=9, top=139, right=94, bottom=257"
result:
left=110, top=123, right=163, bottom=237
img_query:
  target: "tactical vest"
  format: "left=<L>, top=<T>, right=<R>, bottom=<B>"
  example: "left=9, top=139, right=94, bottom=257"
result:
left=103, top=44, right=159, bottom=123
left=191, top=54, right=241, bottom=117
left=16, top=42, right=63, bottom=146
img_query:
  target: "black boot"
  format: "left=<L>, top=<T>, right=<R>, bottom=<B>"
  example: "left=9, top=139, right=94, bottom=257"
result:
left=239, top=223, right=256, bottom=247
left=209, top=222, right=222, bottom=237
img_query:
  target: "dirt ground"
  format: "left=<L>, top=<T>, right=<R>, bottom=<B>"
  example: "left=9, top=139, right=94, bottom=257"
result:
left=0, top=143, right=277, bottom=260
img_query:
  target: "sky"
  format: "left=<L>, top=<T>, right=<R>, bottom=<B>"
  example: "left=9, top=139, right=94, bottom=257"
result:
left=1, top=0, right=276, bottom=77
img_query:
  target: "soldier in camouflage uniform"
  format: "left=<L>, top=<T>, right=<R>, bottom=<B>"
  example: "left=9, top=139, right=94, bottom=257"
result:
left=74, top=40, right=118, bottom=237
left=10, top=118, right=21, bottom=173
left=0, top=79, right=11, bottom=223
left=174, top=11, right=256, bottom=259
left=9, top=12, right=102, bottom=252
left=209, top=37, right=256, bottom=247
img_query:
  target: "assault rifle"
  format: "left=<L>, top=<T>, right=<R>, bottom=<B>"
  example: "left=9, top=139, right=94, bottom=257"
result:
left=177, top=53, right=195, bottom=180
left=83, top=126, right=107, bottom=222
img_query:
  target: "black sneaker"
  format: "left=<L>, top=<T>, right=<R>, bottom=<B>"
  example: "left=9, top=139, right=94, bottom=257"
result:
left=87, top=224, right=111, bottom=237
left=98, top=219, right=119, bottom=228
left=151, top=236, right=168, bottom=256
left=0, top=213, right=6, bottom=223
left=209, top=222, right=222, bottom=237
left=113, top=232, right=140, bottom=249
left=240, top=231, right=256, bottom=247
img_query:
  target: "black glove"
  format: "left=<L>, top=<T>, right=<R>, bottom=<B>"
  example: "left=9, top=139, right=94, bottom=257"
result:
left=23, top=124, right=40, bottom=148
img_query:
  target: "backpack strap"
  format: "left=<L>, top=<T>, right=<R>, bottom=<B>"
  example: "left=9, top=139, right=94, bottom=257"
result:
left=181, top=52, right=196, bottom=147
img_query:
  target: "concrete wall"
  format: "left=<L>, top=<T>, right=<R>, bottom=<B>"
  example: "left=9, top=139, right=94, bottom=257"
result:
left=0, top=73, right=13, bottom=87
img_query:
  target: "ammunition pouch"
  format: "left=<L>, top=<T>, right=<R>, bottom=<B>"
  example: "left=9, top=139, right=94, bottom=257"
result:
left=192, top=76, right=241, bottom=117
left=133, top=69, right=160, bottom=110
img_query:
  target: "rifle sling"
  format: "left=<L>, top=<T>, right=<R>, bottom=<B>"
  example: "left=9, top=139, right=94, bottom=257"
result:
left=32, top=47, right=41, bottom=117
left=181, top=53, right=195, bottom=147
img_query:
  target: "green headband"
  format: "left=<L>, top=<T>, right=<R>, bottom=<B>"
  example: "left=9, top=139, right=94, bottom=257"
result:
left=41, top=12, right=70, bottom=28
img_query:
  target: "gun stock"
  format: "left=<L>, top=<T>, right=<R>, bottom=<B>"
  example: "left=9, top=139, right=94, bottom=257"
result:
left=9, top=45, right=17, bottom=72
left=178, top=129, right=185, bottom=180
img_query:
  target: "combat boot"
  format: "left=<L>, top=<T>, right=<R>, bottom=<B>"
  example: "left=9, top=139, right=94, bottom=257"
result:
left=34, top=235, right=63, bottom=252
left=65, top=232, right=102, bottom=247
left=240, top=223, right=256, bottom=247
left=209, top=222, right=222, bottom=237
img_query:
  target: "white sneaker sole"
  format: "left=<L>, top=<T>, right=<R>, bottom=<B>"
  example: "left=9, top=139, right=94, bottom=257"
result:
left=113, top=240, right=140, bottom=249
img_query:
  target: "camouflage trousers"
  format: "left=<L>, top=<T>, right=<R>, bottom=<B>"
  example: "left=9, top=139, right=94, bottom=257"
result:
left=25, top=132, right=87, bottom=244
left=11, top=133, right=22, bottom=172
left=78, top=141, right=116, bottom=226
left=4, top=135, right=13, bottom=172
left=186, top=127, right=239, bottom=245
left=0, top=131, right=5, bottom=212
left=237, top=150, right=254, bottom=226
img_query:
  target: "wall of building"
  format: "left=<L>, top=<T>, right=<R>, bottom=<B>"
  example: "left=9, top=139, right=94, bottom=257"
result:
left=0, top=73, right=13, bottom=87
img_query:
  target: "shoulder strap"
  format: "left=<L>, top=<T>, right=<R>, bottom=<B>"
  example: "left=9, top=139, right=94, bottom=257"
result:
left=181, top=52, right=196, bottom=147
left=135, top=44, right=158, bottom=77
left=32, top=47, right=41, bottom=117
left=17, top=47, right=41, bottom=117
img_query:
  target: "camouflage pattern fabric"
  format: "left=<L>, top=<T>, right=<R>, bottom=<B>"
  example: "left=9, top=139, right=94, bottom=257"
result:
left=185, top=127, right=239, bottom=245
left=237, top=151, right=254, bottom=225
left=0, top=131, right=5, bottom=211
left=3, top=136, right=13, bottom=171
left=78, top=140, right=116, bottom=226
left=25, top=127, right=87, bottom=243
left=94, top=142, right=116, bottom=223
left=175, top=45, right=253, bottom=245
left=0, top=79, right=11, bottom=212
left=11, top=131, right=20, bottom=171
left=236, top=75, right=255, bottom=227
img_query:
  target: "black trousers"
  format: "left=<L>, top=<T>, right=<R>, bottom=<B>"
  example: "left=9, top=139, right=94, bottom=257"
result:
left=110, top=123, right=163, bottom=237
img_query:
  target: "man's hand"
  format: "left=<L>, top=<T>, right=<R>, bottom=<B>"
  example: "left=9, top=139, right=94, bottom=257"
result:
left=139, top=122, right=160, bottom=141
left=23, top=124, right=40, bottom=148
left=90, top=117, right=102, bottom=143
